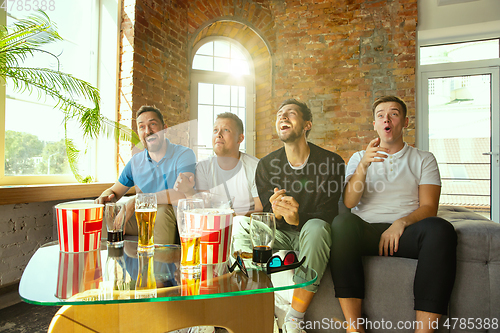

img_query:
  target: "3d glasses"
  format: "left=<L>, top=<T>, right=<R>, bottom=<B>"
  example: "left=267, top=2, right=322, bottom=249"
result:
left=228, top=251, right=248, bottom=278
left=266, top=252, right=306, bottom=275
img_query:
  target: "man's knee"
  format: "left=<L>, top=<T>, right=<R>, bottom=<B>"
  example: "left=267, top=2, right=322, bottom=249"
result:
left=331, top=212, right=360, bottom=233
left=155, top=204, right=178, bottom=244
left=418, top=216, right=457, bottom=247
left=300, top=218, right=331, bottom=242
left=232, top=215, right=251, bottom=235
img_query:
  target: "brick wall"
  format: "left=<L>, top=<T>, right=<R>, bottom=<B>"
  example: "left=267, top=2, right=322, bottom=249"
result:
left=120, top=0, right=417, bottom=163
left=269, top=0, right=417, bottom=161
left=0, top=201, right=60, bottom=285
left=118, top=0, right=191, bottom=168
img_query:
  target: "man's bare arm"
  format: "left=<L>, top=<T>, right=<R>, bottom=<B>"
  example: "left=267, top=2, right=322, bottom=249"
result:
left=155, top=172, right=195, bottom=206
left=378, top=184, right=441, bottom=256
left=95, top=182, right=130, bottom=204
left=344, top=138, right=388, bottom=208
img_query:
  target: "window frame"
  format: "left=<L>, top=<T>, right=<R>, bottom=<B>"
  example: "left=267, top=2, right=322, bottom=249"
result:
left=190, top=37, right=256, bottom=159
left=0, top=0, right=121, bottom=186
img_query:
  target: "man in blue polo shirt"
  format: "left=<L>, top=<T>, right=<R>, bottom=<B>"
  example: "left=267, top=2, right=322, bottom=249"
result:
left=96, top=105, right=196, bottom=244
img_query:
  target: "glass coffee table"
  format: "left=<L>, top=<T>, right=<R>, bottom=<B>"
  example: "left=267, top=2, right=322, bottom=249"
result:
left=19, top=240, right=316, bottom=333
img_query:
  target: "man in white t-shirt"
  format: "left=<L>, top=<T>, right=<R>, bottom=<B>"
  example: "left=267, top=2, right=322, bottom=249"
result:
left=172, top=113, right=263, bottom=333
left=329, top=96, right=457, bottom=333
left=194, top=112, right=262, bottom=215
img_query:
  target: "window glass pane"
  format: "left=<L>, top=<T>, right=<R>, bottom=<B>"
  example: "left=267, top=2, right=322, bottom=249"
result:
left=197, top=42, right=213, bottom=56
left=5, top=1, right=94, bottom=178
left=237, top=107, right=246, bottom=122
left=231, top=59, right=249, bottom=75
left=198, top=83, right=213, bottom=105
left=231, top=47, right=246, bottom=60
left=192, top=40, right=250, bottom=76
left=193, top=55, right=213, bottom=71
left=239, top=87, right=246, bottom=107
left=214, top=57, right=230, bottom=73
left=420, top=39, right=499, bottom=65
left=231, top=86, right=239, bottom=107
left=214, top=41, right=230, bottom=58
left=198, top=105, right=214, bottom=150
left=428, top=74, right=491, bottom=218
left=214, top=85, right=230, bottom=106
left=214, top=106, right=230, bottom=117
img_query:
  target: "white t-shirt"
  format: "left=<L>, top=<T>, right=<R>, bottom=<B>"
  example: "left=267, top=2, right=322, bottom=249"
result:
left=346, top=143, right=441, bottom=223
left=195, top=152, right=259, bottom=215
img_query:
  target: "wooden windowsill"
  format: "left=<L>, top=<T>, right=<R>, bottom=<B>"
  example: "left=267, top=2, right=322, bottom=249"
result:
left=0, top=183, right=119, bottom=205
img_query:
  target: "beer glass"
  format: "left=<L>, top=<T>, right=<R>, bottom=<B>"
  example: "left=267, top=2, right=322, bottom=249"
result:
left=177, top=198, right=204, bottom=272
left=104, top=202, right=126, bottom=248
left=250, top=212, right=276, bottom=267
left=135, top=193, right=157, bottom=253
left=135, top=251, right=157, bottom=299
left=181, top=270, right=201, bottom=296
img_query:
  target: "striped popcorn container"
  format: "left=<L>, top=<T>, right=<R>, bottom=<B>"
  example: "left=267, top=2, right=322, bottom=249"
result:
left=200, top=263, right=230, bottom=295
left=188, top=209, right=234, bottom=264
left=55, top=249, right=103, bottom=299
left=55, top=200, right=104, bottom=252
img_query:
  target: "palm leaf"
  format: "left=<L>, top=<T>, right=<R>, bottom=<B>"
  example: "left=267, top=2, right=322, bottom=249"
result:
left=1, top=11, right=137, bottom=183
left=64, top=120, right=84, bottom=183
left=0, top=11, right=61, bottom=68
left=101, top=116, right=141, bottom=146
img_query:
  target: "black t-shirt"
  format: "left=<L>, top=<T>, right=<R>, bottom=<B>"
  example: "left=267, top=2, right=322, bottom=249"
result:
left=256, top=142, right=345, bottom=231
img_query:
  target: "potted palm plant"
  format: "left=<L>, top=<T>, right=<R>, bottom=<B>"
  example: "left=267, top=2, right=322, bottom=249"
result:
left=0, top=10, right=138, bottom=182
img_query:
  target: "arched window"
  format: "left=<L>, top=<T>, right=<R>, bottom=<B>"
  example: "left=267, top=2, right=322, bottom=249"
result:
left=190, top=38, right=254, bottom=161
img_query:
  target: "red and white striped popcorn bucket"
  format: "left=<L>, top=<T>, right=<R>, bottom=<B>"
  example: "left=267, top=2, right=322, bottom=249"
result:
left=55, top=249, right=103, bottom=299
left=200, top=263, right=230, bottom=295
left=55, top=200, right=104, bottom=252
left=187, top=209, right=233, bottom=264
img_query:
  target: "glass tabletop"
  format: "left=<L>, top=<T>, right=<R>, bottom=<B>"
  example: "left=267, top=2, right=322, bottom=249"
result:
left=19, top=240, right=317, bottom=306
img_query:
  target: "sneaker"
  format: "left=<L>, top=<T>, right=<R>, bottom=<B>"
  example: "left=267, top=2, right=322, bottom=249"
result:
left=274, top=316, right=280, bottom=333
left=282, top=320, right=306, bottom=333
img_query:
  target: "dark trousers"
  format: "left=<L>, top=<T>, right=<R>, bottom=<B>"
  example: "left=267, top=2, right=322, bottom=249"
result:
left=330, top=212, right=457, bottom=315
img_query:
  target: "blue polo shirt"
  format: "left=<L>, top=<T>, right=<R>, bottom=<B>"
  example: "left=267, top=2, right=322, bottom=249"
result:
left=118, top=139, right=196, bottom=193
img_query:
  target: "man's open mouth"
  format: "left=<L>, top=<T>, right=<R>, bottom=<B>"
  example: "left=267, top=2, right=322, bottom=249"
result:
left=384, top=126, right=391, bottom=132
left=280, top=123, right=291, bottom=130
left=146, top=135, right=157, bottom=143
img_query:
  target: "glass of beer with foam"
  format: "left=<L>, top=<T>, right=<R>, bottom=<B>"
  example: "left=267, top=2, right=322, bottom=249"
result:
left=135, top=193, right=157, bottom=253
left=177, top=198, right=204, bottom=272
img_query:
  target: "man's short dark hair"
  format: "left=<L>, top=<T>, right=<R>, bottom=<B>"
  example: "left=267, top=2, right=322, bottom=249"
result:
left=137, top=105, right=165, bottom=127
left=216, top=112, right=244, bottom=135
left=372, top=96, right=407, bottom=118
left=278, top=99, right=313, bottom=137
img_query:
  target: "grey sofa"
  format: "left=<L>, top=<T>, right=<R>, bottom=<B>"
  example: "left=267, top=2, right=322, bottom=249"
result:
left=305, top=206, right=500, bottom=333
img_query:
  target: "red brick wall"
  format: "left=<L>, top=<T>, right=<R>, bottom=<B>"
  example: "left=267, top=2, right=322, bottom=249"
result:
left=269, top=0, right=417, bottom=161
left=119, top=0, right=417, bottom=163
left=118, top=0, right=190, bottom=165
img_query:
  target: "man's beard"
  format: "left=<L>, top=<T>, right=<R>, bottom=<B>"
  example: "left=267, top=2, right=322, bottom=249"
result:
left=143, top=134, right=164, bottom=152
left=278, top=130, right=301, bottom=143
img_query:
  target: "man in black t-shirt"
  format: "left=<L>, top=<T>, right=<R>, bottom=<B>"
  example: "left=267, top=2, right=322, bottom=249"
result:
left=256, top=99, right=345, bottom=333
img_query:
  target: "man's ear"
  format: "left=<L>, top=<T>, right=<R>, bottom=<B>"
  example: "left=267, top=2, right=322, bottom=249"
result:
left=237, top=133, right=244, bottom=144
left=304, top=121, right=312, bottom=133
left=404, top=117, right=409, bottom=128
